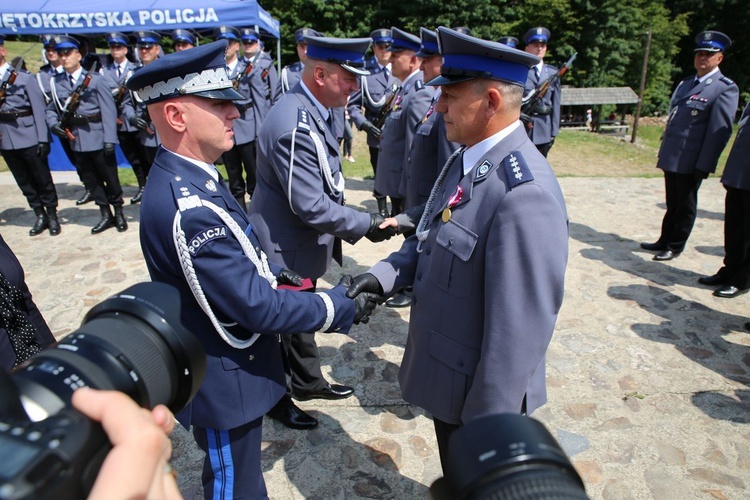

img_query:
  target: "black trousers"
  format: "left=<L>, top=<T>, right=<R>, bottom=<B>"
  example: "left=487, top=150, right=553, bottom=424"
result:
left=658, top=171, right=703, bottom=252
left=223, top=140, right=258, bottom=202
left=2, top=146, right=58, bottom=209
left=369, top=146, right=384, bottom=199
left=535, top=141, right=553, bottom=158
left=72, top=149, right=123, bottom=207
left=118, top=130, right=149, bottom=188
left=280, top=281, right=325, bottom=395
left=433, top=417, right=462, bottom=476
left=719, top=186, right=750, bottom=289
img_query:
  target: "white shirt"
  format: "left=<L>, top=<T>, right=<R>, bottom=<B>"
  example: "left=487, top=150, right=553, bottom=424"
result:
left=462, top=121, right=522, bottom=176
left=165, top=146, right=219, bottom=182
left=696, top=67, right=720, bottom=84
left=299, top=79, right=330, bottom=123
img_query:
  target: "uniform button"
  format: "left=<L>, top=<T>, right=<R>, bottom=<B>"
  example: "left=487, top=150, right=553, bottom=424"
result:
left=248, top=354, right=255, bottom=361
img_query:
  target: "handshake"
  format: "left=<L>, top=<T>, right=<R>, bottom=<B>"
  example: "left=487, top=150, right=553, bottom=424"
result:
left=365, top=213, right=398, bottom=243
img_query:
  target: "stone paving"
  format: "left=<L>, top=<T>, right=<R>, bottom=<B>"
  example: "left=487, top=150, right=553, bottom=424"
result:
left=0, top=171, right=748, bottom=499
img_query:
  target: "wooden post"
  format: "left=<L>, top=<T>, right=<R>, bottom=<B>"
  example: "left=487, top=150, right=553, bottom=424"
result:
left=631, top=30, right=651, bottom=143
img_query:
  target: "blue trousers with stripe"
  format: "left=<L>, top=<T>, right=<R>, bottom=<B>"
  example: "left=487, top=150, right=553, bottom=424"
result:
left=193, top=417, right=267, bottom=499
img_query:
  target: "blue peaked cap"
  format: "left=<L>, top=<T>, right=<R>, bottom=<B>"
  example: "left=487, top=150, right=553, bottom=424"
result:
left=172, top=29, right=197, bottom=46
left=52, top=35, right=80, bottom=51
left=415, top=28, right=439, bottom=58
left=694, top=31, right=732, bottom=52
left=497, top=36, right=519, bottom=48
left=524, top=27, right=551, bottom=45
left=428, top=27, right=539, bottom=87
left=388, top=27, right=420, bottom=53
left=304, top=36, right=372, bottom=76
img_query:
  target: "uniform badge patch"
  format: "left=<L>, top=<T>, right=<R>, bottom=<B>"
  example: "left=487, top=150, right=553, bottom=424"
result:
left=502, top=151, right=534, bottom=189
left=188, top=225, right=227, bottom=256
left=475, top=160, right=493, bottom=180
left=205, top=179, right=217, bottom=192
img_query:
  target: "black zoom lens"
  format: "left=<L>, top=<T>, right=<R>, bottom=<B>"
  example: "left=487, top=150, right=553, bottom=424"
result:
left=430, top=414, right=588, bottom=500
left=14, top=282, right=206, bottom=421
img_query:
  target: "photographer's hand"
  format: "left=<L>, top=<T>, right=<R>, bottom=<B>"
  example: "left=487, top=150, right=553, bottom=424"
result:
left=71, top=388, right=182, bottom=500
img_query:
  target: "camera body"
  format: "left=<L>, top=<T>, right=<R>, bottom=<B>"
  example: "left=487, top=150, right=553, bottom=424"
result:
left=0, top=282, right=206, bottom=500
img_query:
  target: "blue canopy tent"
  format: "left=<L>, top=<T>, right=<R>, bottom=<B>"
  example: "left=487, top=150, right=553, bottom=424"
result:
left=1, top=0, right=281, bottom=170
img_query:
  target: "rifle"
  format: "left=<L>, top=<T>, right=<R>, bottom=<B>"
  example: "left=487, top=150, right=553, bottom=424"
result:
left=373, top=83, right=401, bottom=130
left=59, top=60, right=99, bottom=141
left=233, top=58, right=254, bottom=90
left=521, top=52, right=577, bottom=129
left=0, top=57, right=24, bottom=109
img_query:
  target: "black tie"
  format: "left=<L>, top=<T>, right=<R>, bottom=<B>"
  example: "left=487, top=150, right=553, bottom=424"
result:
left=326, top=112, right=333, bottom=131
left=116, top=66, right=122, bottom=78
left=691, top=78, right=700, bottom=89
left=69, top=74, right=76, bottom=87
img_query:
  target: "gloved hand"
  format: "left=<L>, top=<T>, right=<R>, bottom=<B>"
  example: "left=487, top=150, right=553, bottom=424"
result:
left=361, top=120, right=381, bottom=140
left=338, top=275, right=379, bottom=324
left=277, top=268, right=303, bottom=287
left=51, top=122, right=67, bottom=138
left=549, top=136, right=555, bottom=147
left=103, top=143, right=115, bottom=159
left=365, top=213, right=397, bottom=243
left=129, top=116, right=149, bottom=130
left=693, top=169, right=709, bottom=181
left=345, top=273, right=384, bottom=299
left=36, top=142, right=50, bottom=158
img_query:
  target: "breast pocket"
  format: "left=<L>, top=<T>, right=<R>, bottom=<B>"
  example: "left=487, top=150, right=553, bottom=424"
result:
left=416, top=120, right=435, bottom=136
left=685, top=99, right=708, bottom=112
left=429, top=218, right=477, bottom=297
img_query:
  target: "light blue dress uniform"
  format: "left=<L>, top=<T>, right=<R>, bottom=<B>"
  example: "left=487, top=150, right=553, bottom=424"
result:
left=522, top=28, right=561, bottom=148
left=128, top=41, right=356, bottom=500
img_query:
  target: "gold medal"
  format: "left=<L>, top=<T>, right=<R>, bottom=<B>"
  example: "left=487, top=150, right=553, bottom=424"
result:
left=442, top=208, right=451, bottom=223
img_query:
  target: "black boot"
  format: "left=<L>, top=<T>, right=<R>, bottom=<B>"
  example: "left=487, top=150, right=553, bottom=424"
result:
left=91, top=205, right=115, bottom=234
left=76, top=189, right=93, bottom=206
left=376, top=197, right=389, bottom=218
left=130, top=187, right=144, bottom=204
left=390, top=197, right=403, bottom=217
left=45, top=206, right=61, bottom=236
left=29, top=208, right=49, bottom=236
left=114, top=205, right=128, bottom=232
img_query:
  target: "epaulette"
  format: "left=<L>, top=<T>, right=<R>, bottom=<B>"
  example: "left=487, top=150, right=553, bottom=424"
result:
left=296, top=107, right=311, bottom=131
left=502, top=151, right=534, bottom=189
left=415, top=80, right=424, bottom=90
left=719, top=76, right=734, bottom=85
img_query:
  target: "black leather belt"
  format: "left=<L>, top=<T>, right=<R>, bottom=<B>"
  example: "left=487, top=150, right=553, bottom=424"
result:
left=532, top=104, right=553, bottom=115
left=70, top=114, right=102, bottom=125
left=0, top=110, right=32, bottom=122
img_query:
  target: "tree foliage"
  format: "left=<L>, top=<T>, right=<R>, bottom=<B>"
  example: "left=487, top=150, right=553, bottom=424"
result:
left=263, top=0, right=745, bottom=115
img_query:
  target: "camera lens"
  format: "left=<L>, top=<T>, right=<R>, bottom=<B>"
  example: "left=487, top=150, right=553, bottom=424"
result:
left=12, top=282, right=206, bottom=421
left=433, top=414, right=588, bottom=500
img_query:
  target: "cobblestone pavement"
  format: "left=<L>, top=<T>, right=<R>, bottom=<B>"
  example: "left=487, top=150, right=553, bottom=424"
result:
left=1, top=171, right=748, bottom=499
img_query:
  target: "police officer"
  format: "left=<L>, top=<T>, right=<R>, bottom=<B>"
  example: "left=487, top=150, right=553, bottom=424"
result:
left=641, top=31, right=739, bottom=261
left=374, top=27, right=434, bottom=218
left=0, top=36, right=60, bottom=236
left=240, top=28, right=279, bottom=106
left=347, top=27, right=569, bottom=473
left=347, top=28, right=393, bottom=208
left=126, top=31, right=162, bottom=172
left=522, top=27, right=561, bottom=157
left=127, top=40, right=376, bottom=498
left=46, top=35, right=126, bottom=234
left=248, top=35, right=392, bottom=429
left=101, top=32, right=146, bottom=204
left=278, top=27, right=322, bottom=94
left=171, top=29, right=197, bottom=52
left=698, top=101, right=750, bottom=298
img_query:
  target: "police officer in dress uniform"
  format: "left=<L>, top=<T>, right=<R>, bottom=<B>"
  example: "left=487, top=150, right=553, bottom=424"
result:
left=698, top=101, right=750, bottom=298
left=171, top=29, right=197, bottom=52
left=0, top=36, right=60, bottom=237
left=248, top=35, right=393, bottom=430
left=346, top=27, right=569, bottom=473
left=128, top=40, right=377, bottom=499
left=101, top=32, right=146, bottom=204
left=45, top=35, right=127, bottom=234
left=278, top=28, right=322, bottom=94
left=347, top=28, right=394, bottom=208
left=374, top=27, right=434, bottom=218
left=240, top=28, right=280, bottom=106
left=522, top=27, right=561, bottom=157
left=641, top=31, right=739, bottom=261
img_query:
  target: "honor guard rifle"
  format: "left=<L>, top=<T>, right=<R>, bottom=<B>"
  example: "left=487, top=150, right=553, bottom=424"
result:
left=0, top=57, right=24, bottom=108
left=59, top=60, right=99, bottom=141
left=521, top=52, right=577, bottom=130
left=373, top=83, right=401, bottom=132
left=233, top=58, right=254, bottom=90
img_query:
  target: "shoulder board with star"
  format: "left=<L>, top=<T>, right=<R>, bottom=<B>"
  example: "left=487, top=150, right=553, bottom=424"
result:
left=502, top=151, right=534, bottom=189
left=296, top=107, right=311, bottom=132
left=719, top=76, right=734, bottom=85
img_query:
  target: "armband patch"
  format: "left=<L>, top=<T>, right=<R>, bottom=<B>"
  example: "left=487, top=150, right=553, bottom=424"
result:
left=502, top=151, right=534, bottom=189
left=188, top=225, right=227, bottom=256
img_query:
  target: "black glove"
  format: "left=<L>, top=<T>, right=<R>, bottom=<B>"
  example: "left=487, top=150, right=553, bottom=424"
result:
left=365, top=213, right=397, bottom=243
left=693, top=169, right=709, bottom=181
left=103, top=143, right=115, bottom=158
left=361, top=120, right=381, bottom=140
left=549, top=136, right=555, bottom=146
left=36, top=142, right=50, bottom=158
left=345, top=273, right=383, bottom=299
left=339, top=275, right=379, bottom=324
left=277, top=268, right=303, bottom=287
left=129, top=116, right=149, bottom=130
left=51, top=123, right=67, bottom=138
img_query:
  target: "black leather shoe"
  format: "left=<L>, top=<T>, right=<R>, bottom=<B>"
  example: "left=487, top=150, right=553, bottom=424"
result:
left=713, top=285, right=745, bottom=298
left=114, top=207, right=128, bottom=232
left=653, top=250, right=679, bottom=261
left=267, top=398, right=318, bottom=430
left=698, top=274, right=727, bottom=286
left=294, top=383, right=354, bottom=401
left=76, top=190, right=93, bottom=206
left=386, top=293, right=411, bottom=308
left=745, top=322, right=750, bottom=332
left=130, top=187, right=144, bottom=204
left=29, top=209, right=48, bottom=236
left=641, top=241, right=667, bottom=251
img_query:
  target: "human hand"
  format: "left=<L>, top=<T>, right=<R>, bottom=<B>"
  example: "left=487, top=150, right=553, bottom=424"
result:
left=344, top=272, right=384, bottom=299
left=338, top=275, right=379, bottom=324
left=365, top=213, right=397, bottom=242
left=36, top=142, right=50, bottom=157
left=103, top=143, right=115, bottom=159
left=51, top=122, right=68, bottom=138
left=71, top=388, right=181, bottom=500
left=361, top=120, right=381, bottom=140
left=129, top=116, right=149, bottom=130
left=277, top=268, right=303, bottom=287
